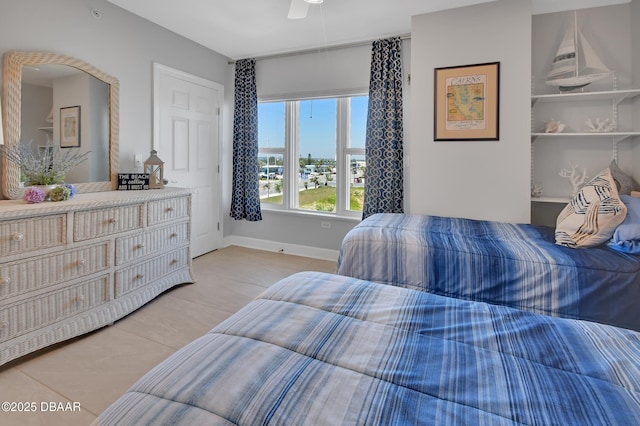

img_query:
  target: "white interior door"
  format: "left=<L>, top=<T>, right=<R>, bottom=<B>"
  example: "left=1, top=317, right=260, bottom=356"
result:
left=154, top=63, right=222, bottom=257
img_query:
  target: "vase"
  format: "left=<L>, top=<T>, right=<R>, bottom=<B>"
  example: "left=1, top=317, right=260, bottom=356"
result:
left=34, top=184, right=59, bottom=201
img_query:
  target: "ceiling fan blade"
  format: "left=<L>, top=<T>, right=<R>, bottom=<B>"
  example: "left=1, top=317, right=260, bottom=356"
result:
left=288, top=0, right=309, bottom=19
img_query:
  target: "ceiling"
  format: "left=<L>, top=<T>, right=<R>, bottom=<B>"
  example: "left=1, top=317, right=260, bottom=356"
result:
left=105, top=0, right=631, bottom=60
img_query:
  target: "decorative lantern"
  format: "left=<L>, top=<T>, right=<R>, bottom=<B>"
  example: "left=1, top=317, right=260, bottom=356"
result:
left=144, top=149, right=164, bottom=189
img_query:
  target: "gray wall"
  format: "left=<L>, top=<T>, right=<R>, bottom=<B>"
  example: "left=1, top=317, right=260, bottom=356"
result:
left=0, top=0, right=231, bottom=199
left=20, top=84, right=52, bottom=149
left=408, top=0, right=533, bottom=223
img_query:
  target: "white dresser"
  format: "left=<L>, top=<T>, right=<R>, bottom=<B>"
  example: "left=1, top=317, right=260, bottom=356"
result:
left=0, top=188, right=194, bottom=366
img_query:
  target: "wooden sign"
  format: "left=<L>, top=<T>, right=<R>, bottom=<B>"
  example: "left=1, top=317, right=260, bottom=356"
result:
left=117, top=173, right=150, bottom=190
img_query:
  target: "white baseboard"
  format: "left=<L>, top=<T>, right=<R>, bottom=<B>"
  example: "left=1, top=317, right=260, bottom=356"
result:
left=223, top=235, right=339, bottom=262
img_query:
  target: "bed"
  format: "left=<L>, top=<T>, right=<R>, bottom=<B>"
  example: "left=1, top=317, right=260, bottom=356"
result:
left=98, top=272, right=640, bottom=425
left=336, top=213, right=640, bottom=331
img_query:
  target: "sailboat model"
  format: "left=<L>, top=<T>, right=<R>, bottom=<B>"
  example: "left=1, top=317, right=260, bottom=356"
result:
left=546, top=11, right=611, bottom=92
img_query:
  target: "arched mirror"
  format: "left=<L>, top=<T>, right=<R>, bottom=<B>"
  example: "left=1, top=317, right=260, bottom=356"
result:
left=2, top=51, right=119, bottom=199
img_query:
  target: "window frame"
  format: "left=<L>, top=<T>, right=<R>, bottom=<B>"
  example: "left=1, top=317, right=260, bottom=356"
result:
left=258, top=93, right=367, bottom=219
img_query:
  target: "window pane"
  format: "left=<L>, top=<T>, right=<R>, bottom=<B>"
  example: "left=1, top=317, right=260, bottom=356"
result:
left=298, top=99, right=336, bottom=212
left=348, top=154, right=366, bottom=212
left=258, top=102, right=285, bottom=148
left=259, top=154, right=284, bottom=205
left=349, top=96, right=368, bottom=149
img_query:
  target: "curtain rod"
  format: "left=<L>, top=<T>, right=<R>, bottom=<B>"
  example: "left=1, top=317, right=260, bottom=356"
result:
left=228, top=33, right=410, bottom=65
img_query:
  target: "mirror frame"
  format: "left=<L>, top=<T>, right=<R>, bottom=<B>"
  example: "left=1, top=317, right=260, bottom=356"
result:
left=2, top=51, right=119, bottom=199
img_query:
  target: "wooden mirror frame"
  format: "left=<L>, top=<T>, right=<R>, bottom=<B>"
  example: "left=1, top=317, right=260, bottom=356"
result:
left=2, top=51, right=119, bottom=199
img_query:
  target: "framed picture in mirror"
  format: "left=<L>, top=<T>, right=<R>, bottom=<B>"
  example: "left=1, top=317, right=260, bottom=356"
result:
left=60, top=105, right=81, bottom=147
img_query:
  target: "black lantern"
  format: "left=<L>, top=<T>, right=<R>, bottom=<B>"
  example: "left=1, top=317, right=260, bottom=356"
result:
left=144, top=149, right=164, bottom=189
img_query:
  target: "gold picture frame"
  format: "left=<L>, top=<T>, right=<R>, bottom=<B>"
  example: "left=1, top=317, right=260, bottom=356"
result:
left=60, top=105, right=81, bottom=147
left=434, top=62, right=499, bottom=141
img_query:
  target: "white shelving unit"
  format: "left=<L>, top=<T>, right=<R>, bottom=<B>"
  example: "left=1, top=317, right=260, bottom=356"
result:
left=531, top=88, right=640, bottom=205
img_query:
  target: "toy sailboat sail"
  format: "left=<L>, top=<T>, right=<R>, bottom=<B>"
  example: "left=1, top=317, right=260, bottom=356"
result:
left=545, top=11, right=611, bottom=92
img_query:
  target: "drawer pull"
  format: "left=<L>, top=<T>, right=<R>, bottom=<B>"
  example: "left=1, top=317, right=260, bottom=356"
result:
left=170, top=259, right=179, bottom=265
left=135, top=273, right=144, bottom=280
left=10, top=232, right=24, bottom=242
left=0, top=277, right=10, bottom=285
left=0, top=322, right=6, bottom=331
left=76, top=259, right=86, bottom=267
left=74, top=295, right=85, bottom=303
left=165, top=206, right=174, bottom=213
left=108, top=218, right=118, bottom=224
left=136, top=243, right=145, bottom=249
left=170, top=233, right=178, bottom=238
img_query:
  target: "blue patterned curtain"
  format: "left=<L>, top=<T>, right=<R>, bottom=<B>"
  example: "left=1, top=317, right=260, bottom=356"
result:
left=230, top=59, right=262, bottom=221
left=363, top=37, right=404, bottom=219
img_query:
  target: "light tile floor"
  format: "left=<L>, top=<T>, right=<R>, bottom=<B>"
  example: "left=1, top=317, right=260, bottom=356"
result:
left=0, top=246, right=337, bottom=426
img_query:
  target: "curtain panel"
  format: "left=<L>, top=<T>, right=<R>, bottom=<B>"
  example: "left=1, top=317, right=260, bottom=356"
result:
left=230, top=59, right=262, bottom=221
left=363, top=37, right=404, bottom=220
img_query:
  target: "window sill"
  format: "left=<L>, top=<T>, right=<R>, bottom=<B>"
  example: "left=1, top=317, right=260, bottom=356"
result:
left=260, top=205, right=362, bottom=223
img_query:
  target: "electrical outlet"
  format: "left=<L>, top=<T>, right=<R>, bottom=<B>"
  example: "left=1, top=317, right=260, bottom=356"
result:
left=321, top=221, right=331, bottom=229
left=134, top=154, right=143, bottom=168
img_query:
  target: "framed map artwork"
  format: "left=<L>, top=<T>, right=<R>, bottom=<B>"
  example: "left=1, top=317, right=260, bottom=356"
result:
left=434, top=62, right=499, bottom=141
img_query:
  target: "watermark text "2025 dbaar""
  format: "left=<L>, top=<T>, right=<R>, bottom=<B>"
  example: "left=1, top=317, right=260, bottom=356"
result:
left=2, top=401, right=81, bottom=413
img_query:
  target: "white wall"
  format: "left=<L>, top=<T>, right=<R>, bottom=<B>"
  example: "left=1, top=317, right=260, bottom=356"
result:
left=408, top=0, right=532, bottom=223
left=0, top=0, right=231, bottom=200
left=632, top=0, right=640, bottom=172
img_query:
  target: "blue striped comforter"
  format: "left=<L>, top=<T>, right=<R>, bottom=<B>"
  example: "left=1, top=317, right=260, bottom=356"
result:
left=99, top=272, right=640, bottom=425
left=336, top=213, right=640, bottom=331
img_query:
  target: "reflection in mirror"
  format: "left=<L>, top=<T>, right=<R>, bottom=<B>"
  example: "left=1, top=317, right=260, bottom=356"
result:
left=21, top=64, right=110, bottom=184
left=2, top=51, right=119, bottom=200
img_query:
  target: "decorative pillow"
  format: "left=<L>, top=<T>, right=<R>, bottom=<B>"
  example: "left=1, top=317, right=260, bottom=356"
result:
left=555, top=167, right=627, bottom=248
left=609, top=160, right=635, bottom=195
left=608, top=195, right=640, bottom=254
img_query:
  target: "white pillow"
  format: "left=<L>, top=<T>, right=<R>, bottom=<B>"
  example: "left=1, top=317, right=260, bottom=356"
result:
left=555, top=167, right=627, bottom=248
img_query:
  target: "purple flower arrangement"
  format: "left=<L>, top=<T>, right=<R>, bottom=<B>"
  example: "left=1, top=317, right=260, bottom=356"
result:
left=22, top=183, right=76, bottom=204
left=22, top=187, right=46, bottom=204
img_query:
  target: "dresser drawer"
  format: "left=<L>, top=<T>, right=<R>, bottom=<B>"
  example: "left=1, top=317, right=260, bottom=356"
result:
left=0, top=243, right=109, bottom=302
left=74, top=204, right=143, bottom=241
left=147, top=196, right=189, bottom=226
left=115, top=247, right=189, bottom=297
left=0, top=215, right=66, bottom=257
left=115, top=222, right=189, bottom=265
left=0, top=275, right=110, bottom=343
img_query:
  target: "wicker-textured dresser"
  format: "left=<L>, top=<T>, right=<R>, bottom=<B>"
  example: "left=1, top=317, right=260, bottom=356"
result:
left=0, top=188, right=194, bottom=366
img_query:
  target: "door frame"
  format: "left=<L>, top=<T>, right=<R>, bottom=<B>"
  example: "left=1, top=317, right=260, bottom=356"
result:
left=152, top=62, right=224, bottom=252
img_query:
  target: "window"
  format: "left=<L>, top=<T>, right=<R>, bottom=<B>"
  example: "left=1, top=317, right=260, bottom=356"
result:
left=258, top=95, right=367, bottom=217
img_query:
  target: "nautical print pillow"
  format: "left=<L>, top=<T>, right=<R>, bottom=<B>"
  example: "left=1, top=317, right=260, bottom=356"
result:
left=555, top=167, right=627, bottom=248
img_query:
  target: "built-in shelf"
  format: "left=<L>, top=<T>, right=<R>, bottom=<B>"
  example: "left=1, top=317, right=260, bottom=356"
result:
left=531, top=89, right=640, bottom=106
left=530, top=87, right=638, bottom=221
left=531, top=196, right=570, bottom=204
left=531, top=132, right=640, bottom=144
left=38, top=126, right=53, bottom=132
